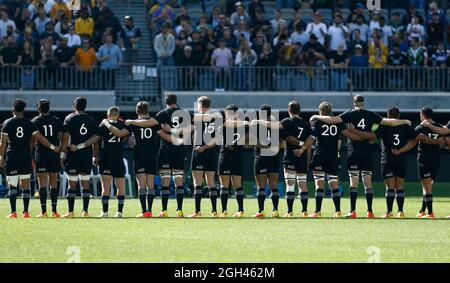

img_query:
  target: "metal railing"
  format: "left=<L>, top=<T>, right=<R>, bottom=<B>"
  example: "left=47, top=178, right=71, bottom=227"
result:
left=158, top=66, right=450, bottom=92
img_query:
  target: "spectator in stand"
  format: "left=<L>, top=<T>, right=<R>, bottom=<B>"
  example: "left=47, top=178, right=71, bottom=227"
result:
left=209, top=6, right=221, bottom=29
left=248, top=0, right=265, bottom=22
left=349, top=44, right=368, bottom=90
left=211, top=38, right=233, bottom=91
left=215, top=14, right=231, bottom=39
left=290, top=21, right=309, bottom=47
left=251, top=31, right=266, bottom=57
left=329, top=43, right=349, bottom=90
left=55, top=13, right=71, bottom=36
left=409, top=0, right=425, bottom=10
left=94, top=5, right=121, bottom=46
left=189, top=31, right=208, bottom=66
left=368, top=34, right=388, bottom=57
left=34, top=8, right=50, bottom=35
left=388, top=44, right=408, bottom=89
left=39, top=21, right=60, bottom=46
left=234, top=20, right=251, bottom=44
left=230, top=2, right=251, bottom=30
left=64, top=24, right=81, bottom=48
left=431, top=42, right=448, bottom=67
left=28, top=0, right=44, bottom=19
left=407, top=15, right=425, bottom=42
left=301, top=34, right=327, bottom=68
left=390, top=31, right=409, bottom=52
left=203, top=27, right=217, bottom=62
left=149, top=0, right=175, bottom=31
left=4, top=24, right=17, bottom=43
left=250, top=9, right=271, bottom=35
left=3, top=0, right=21, bottom=21
left=154, top=22, right=175, bottom=68
left=0, top=35, right=21, bottom=88
left=0, top=10, right=16, bottom=40
left=346, top=2, right=366, bottom=24
left=75, top=38, right=97, bottom=89
left=275, top=0, right=293, bottom=9
left=20, top=40, right=37, bottom=89
left=119, top=16, right=142, bottom=64
left=97, top=33, right=122, bottom=89
left=426, top=2, right=447, bottom=27
left=305, top=12, right=327, bottom=46
left=403, top=4, right=424, bottom=26
left=54, top=36, right=75, bottom=88
left=390, top=12, right=406, bottom=36
left=426, top=13, right=444, bottom=50
left=270, top=10, right=286, bottom=36
left=407, top=36, right=427, bottom=67
left=174, top=6, right=190, bottom=27
left=378, top=17, right=393, bottom=47
left=39, top=39, right=57, bottom=88
left=178, top=45, right=197, bottom=90
left=369, top=46, right=387, bottom=89
left=350, top=14, right=369, bottom=42
left=174, top=28, right=190, bottom=64
left=235, top=40, right=257, bottom=89
left=15, top=7, right=31, bottom=32
left=50, top=0, right=71, bottom=21
left=327, top=14, right=349, bottom=52
left=368, top=12, right=380, bottom=35
left=348, top=29, right=367, bottom=56
left=287, top=11, right=306, bottom=35
left=223, top=27, right=238, bottom=55
left=17, top=26, right=39, bottom=58
left=255, top=41, right=275, bottom=89
left=75, top=9, right=94, bottom=38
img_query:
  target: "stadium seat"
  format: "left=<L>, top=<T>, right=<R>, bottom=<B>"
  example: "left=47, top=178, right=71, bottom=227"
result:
left=280, top=8, right=295, bottom=21
left=391, top=8, right=408, bottom=21
left=262, top=1, right=276, bottom=12
left=123, top=158, right=134, bottom=197
left=317, top=8, right=333, bottom=24
left=298, top=9, right=314, bottom=23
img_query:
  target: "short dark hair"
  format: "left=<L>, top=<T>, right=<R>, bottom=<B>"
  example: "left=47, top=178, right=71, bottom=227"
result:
left=164, top=93, right=177, bottom=105
left=421, top=106, right=434, bottom=119
left=197, top=96, right=211, bottom=109
left=37, top=99, right=50, bottom=114
left=136, top=101, right=149, bottom=115
left=387, top=106, right=400, bottom=119
left=259, top=104, right=271, bottom=118
left=288, top=101, right=301, bottom=115
left=225, top=104, right=238, bottom=112
left=74, top=97, right=87, bottom=111
left=13, top=99, right=26, bottom=113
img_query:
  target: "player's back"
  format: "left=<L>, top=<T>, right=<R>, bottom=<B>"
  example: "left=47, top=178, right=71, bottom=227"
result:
left=253, top=122, right=280, bottom=157
left=2, top=116, right=36, bottom=156
left=375, top=124, right=418, bottom=159
left=340, top=108, right=382, bottom=151
left=415, top=122, right=442, bottom=159
left=99, top=120, right=127, bottom=158
left=129, top=123, right=160, bottom=153
left=32, top=114, right=62, bottom=153
left=193, top=115, right=218, bottom=148
left=63, top=112, right=98, bottom=145
left=155, top=107, right=191, bottom=148
left=281, top=117, right=311, bottom=152
left=311, top=120, right=345, bottom=157
left=219, top=123, right=247, bottom=154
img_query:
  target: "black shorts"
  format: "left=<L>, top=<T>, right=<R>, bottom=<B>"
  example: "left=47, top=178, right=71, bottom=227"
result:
left=218, top=150, right=243, bottom=176
left=417, top=157, right=440, bottom=180
left=5, top=153, right=32, bottom=176
left=381, top=156, right=406, bottom=179
left=254, top=155, right=280, bottom=175
left=99, top=156, right=125, bottom=178
left=310, top=154, right=339, bottom=176
left=65, top=149, right=92, bottom=175
left=346, top=151, right=373, bottom=172
left=134, top=150, right=157, bottom=175
left=158, top=146, right=186, bottom=171
left=191, top=147, right=219, bottom=172
left=283, top=151, right=308, bottom=173
left=35, top=150, right=61, bottom=173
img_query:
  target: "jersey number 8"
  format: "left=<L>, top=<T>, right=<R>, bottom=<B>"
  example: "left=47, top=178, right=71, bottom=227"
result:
left=16, top=127, right=24, bottom=138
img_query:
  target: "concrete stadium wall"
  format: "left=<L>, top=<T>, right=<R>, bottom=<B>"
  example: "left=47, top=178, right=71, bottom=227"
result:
left=174, top=91, right=450, bottom=113
left=0, top=91, right=115, bottom=111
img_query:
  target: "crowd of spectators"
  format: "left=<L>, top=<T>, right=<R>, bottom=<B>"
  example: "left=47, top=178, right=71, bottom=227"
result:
left=0, top=0, right=142, bottom=90
left=149, top=0, right=450, bottom=90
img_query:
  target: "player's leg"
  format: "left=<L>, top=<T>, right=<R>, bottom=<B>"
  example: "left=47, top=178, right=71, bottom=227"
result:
left=64, top=175, right=79, bottom=216
left=48, top=172, right=60, bottom=216
left=394, top=177, right=406, bottom=218
left=420, top=178, right=434, bottom=218
left=268, top=173, right=280, bottom=216
left=36, top=173, right=49, bottom=216
left=191, top=170, right=205, bottom=217
left=159, top=169, right=171, bottom=216
left=254, top=173, right=267, bottom=215
left=310, top=171, right=325, bottom=218
left=205, top=171, right=218, bottom=216
left=136, top=173, right=148, bottom=216
left=327, top=174, right=342, bottom=217
left=99, top=174, right=112, bottom=217
left=146, top=174, right=155, bottom=215
left=383, top=177, right=396, bottom=218
left=173, top=169, right=185, bottom=216
left=218, top=175, right=231, bottom=216
left=19, top=176, right=31, bottom=217
left=5, top=174, right=19, bottom=217
left=114, top=177, right=126, bottom=217
left=283, top=169, right=296, bottom=217
left=361, top=171, right=375, bottom=217
left=347, top=170, right=360, bottom=215
left=297, top=173, right=308, bottom=216
left=80, top=174, right=91, bottom=216
left=231, top=175, right=244, bottom=217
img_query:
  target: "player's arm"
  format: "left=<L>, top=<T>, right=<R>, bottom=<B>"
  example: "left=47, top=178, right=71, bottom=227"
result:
left=192, top=112, right=222, bottom=122
left=342, top=128, right=370, bottom=141
left=421, top=122, right=450, bottom=136
left=125, top=118, right=159, bottom=128
left=157, top=129, right=183, bottom=145
left=92, top=139, right=100, bottom=165
left=392, top=140, right=418, bottom=155
left=0, top=133, right=8, bottom=167
left=32, top=131, right=60, bottom=152
left=309, top=115, right=342, bottom=124
left=292, top=136, right=315, bottom=156
left=60, top=132, right=69, bottom=163
left=223, top=119, right=248, bottom=128
left=251, top=120, right=283, bottom=130
left=380, top=118, right=411, bottom=127
left=414, top=134, right=444, bottom=145
left=102, top=120, right=130, bottom=138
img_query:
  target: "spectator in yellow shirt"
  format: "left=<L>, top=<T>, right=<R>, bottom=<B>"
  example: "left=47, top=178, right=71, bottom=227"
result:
left=75, top=9, right=94, bottom=37
left=50, top=0, right=72, bottom=21
left=368, top=34, right=388, bottom=58
left=369, top=46, right=387, bottom=90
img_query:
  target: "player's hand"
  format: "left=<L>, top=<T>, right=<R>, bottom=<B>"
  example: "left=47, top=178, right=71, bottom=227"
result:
left=309, top=115, right=318, bottom=123
left=52, top=146, right=60, bottom=153
left=69, top=144, right=78, bottom=152
left=125, top=119, right=132, bottom=126
left=404, top=120, right=412, bottom=126
left=100, top=118, right=108, bottom=126
left=161, top=124, right=172, bottom=133
left=195, top=146, right=205, bottom=154
left=438, top=137, right=445, bottom=146
left=421, top=120, right=430, bottom=127
left=348, top=123, right=355, bottom=130
left=60, top=158, right=66, bottom=167
left=391, top=149, right=400, bottom=155
left=225, top=145, right=234, bottom=151
left=93, top=157, right=100, bottom=166
left=0, top=159, right=4, bottom=168
left=293, top=149, right=304, bottom=157
left=250, top=120, right=259, bottom=127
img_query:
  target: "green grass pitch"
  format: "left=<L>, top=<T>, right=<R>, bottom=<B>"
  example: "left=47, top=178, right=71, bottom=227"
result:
left=0, top=189, right=449, bottom=263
